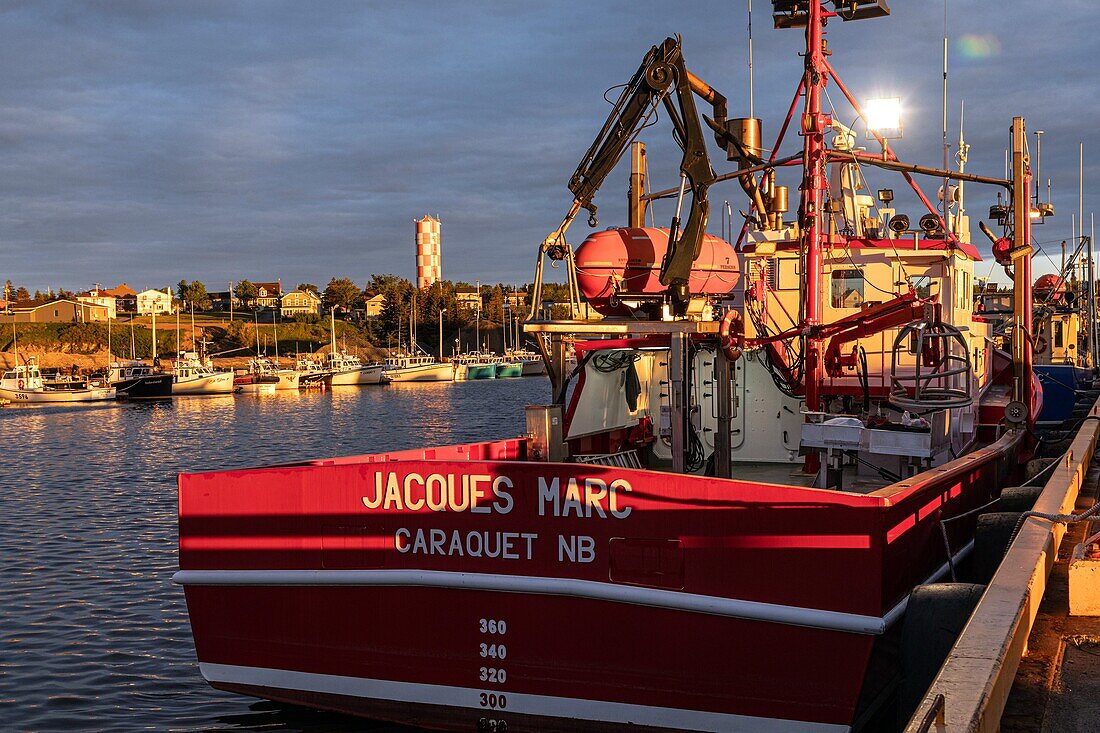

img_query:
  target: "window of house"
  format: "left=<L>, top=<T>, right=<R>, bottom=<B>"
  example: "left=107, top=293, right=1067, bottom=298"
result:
left=831, top=270, right=865, bottom=308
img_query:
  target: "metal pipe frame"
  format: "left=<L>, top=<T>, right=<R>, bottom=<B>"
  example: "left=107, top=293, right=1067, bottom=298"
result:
left=640, top=153, right=803, bottom=202
left=826, top=149, right=1010, bottom=189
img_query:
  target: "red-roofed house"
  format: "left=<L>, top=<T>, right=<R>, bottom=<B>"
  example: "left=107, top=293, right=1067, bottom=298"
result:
left=253, top=281, right=282, bottom=309
left=78, top=286, right=118, bottom=319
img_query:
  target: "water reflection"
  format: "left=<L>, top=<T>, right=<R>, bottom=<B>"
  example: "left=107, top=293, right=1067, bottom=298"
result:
left=0, top=378, right=547, bottom=732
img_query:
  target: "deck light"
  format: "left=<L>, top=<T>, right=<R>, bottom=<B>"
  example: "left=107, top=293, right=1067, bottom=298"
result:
left=864, top=97, right=903, bottom=140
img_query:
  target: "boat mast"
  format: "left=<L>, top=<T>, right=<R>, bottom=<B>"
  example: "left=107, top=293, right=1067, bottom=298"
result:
left=272, top=313, right=280, bottom=364
left=800, top=0, right=828, bottom=428
left=1010, top=117, right=1035, bottom=413
left=941, top=0, right=950, bottom=235
left=1081, top=143, right=1097, bottom=371
left=329, top=308, right=336, bottom=355
left=152, top=310, right=157, bottom=360
left=410, top=289, right=417, bottom=353
left=1092, top=211, right=1098, bottom=371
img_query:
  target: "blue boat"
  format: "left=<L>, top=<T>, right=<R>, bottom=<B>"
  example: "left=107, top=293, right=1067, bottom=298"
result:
left=1034, top=364, right=1094, bottom=423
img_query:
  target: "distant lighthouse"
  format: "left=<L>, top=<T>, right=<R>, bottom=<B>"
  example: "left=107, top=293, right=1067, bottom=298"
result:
left=415, top=215, right=442, bottom=289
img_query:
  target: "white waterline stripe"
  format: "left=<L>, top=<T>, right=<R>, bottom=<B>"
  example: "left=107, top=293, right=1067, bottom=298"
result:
left=175, top=568, right=885, bottom=634
left=199, top=662, right=847, bottom=733
left=175, top=541, right=975, bottom=636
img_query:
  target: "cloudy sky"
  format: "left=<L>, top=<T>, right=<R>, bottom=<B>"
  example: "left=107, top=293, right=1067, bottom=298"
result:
left=1, top=0, right=1097, bottom=294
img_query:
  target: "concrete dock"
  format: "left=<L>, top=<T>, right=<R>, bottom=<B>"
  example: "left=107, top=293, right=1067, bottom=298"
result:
left=905, top=398, right=1100, bottom=732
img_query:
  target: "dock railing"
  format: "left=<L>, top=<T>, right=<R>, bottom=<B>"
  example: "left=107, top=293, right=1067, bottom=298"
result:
left=904, top=396, right=1100, bottom=732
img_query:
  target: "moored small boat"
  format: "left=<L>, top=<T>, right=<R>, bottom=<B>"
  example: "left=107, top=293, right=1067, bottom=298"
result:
left=243, top=357, right=301, bottom=391
left=383, top=352, right=455, bottom=382
left=452, top=352, right=499, bottom=380
left=109, top=361, right=173, bottom=400
left=494, top=360, right=523, bottom=378
left=0, top=359, right=115, bottom=403
left=325, top=352, right=386, bottom=386
left=295, top=357, right=329, bottom=388
left=171, top=352, right=235, bottom=395
left=508, top=349, right=548, bottom=376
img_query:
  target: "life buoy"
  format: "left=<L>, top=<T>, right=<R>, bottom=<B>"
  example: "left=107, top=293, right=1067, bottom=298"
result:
left=718, top=309, right=745, bottom=362
left=17, top=379, right=25, bottom=389
left=1033, top=334, right=1048, bottom=355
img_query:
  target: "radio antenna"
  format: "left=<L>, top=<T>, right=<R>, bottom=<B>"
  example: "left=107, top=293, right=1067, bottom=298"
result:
left=941, top=0, right=950, bottom=233
left=747, top=0, right=755, bottom=119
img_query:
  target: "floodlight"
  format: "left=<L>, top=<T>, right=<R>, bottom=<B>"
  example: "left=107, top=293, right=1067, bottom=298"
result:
left=919, top=213, right=943, bottom=235
left=864, top=97, right=903, bottom=139
left=888, top=213, right=910, bottom=233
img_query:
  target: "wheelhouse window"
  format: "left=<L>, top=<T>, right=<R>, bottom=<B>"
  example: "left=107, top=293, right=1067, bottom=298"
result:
left=910, top=275, right=934, bottom=300
left=831, top=269, right=865, bottom=308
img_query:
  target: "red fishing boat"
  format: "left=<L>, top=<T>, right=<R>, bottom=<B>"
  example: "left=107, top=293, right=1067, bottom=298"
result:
left=177, top=2, right=1044, bottom=730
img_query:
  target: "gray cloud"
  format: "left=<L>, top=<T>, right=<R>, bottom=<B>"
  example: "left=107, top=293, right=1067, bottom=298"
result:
left=0, top=0, right=1097, bottom=293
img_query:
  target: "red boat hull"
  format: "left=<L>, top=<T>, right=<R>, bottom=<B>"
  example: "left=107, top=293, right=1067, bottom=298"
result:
left=177, top=434, right=1021, bottom=731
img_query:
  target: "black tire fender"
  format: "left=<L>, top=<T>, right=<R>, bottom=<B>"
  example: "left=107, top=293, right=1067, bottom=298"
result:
left=898, top=582, right=986, bottom=726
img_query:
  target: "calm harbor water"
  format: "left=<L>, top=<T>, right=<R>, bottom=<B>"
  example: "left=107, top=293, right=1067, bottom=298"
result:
left=0, top=378, right=549, bottom=732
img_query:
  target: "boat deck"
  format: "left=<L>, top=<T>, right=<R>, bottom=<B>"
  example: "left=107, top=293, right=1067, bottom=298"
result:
left=714, top=461, right=888, bottom=494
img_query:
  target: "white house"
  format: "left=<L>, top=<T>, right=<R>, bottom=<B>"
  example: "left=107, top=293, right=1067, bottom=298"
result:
left=77, top=287, right=118, bottom=320
left=136, top=288, right=174, bottom=315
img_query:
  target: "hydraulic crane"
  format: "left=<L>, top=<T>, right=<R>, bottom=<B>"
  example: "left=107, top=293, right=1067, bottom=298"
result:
left=531, top=36, right=730, bottom=315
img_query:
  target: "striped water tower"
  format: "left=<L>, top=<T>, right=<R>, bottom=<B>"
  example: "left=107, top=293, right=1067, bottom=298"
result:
left=415, top=215, right=442, bottom=289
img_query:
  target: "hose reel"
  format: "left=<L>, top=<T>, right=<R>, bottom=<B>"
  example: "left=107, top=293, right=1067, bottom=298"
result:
left=889, top=319, right=973, bottom=411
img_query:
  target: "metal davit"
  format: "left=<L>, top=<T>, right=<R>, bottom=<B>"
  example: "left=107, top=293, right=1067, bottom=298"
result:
left=889, top=318, right=974, bottom=411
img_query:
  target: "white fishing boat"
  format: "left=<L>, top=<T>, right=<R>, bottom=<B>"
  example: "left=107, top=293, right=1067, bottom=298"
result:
left=510, top=348, right=548, bottom=376
left=245, top=357, right=300, bottom=390
left=236, top=381, right=276, bottom=395
left=321, top=309, right=385, bottom=385
left=326, top=352, right=385, bottom=386
left=0, top=358, right=115, bottom=403
left=294, top=356, right=329, bottom=388
left=382, top=352, right=455, bottom=382
left=171, top=352, right=235, bottom=395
